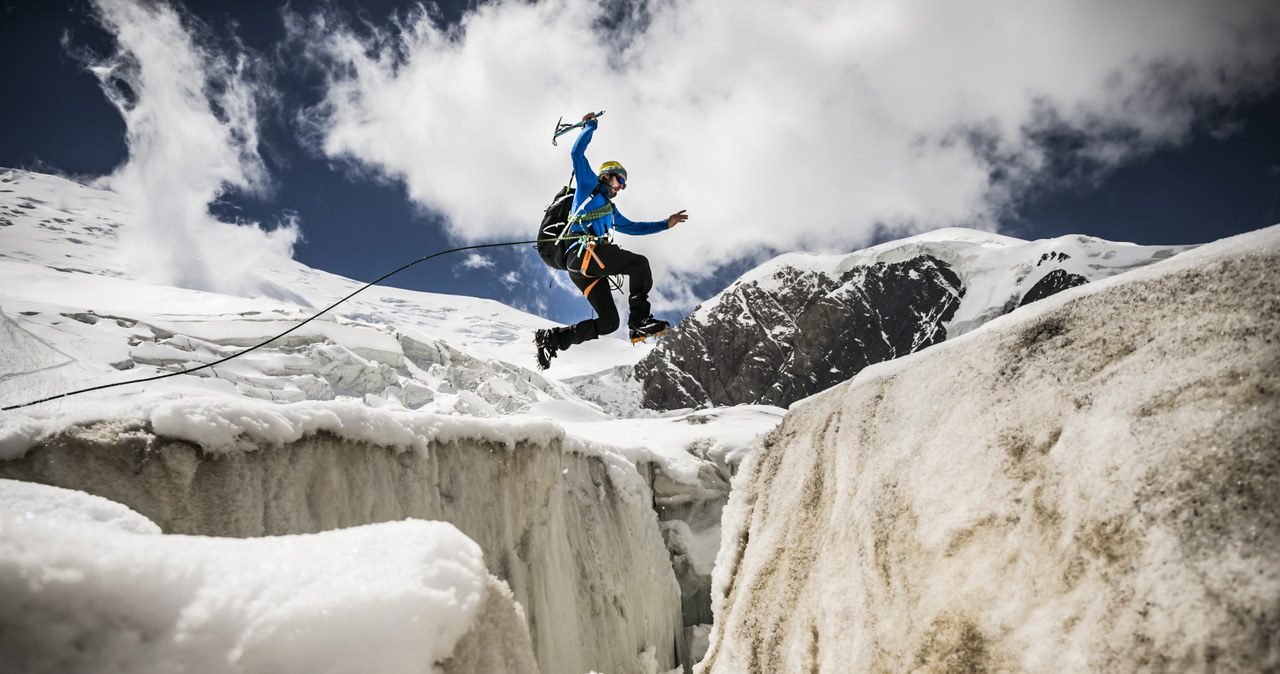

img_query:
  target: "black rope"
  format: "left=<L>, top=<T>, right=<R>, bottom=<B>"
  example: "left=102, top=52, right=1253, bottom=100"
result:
left=2, top=238, right=561, bottom=412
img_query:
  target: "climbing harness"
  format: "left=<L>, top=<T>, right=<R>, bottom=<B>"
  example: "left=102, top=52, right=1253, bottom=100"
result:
left=557, top=172, right=617, bottom=267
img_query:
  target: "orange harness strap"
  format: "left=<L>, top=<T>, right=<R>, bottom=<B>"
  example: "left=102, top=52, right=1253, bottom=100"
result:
left=582, top=276, right=604, bottom=298
left=579, top=242, right=605, bottom=276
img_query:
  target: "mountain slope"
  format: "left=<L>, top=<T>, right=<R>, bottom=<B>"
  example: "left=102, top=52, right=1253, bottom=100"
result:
left=0, top=168, right=651, bottom=418
left=638, top=228, right=1189, bottom=410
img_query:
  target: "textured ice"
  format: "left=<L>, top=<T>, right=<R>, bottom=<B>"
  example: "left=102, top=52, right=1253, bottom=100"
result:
left=0, top=479, right=536, bottom=674
left=698, top=226, right=1280, bottom=672
left=2, top=169, right=777, bottom=673
left=0, top=413, right=693, bottom=674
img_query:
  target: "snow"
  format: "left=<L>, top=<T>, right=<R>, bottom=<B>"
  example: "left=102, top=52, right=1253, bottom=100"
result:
left=554, top=406, right=785, bottom=485
left=0, top=168, right=783, bottom=673
left=8, top=167, right=1263, bottom=673
left=698, top=225, right=1280, bottom=672
left=0, top=169, right=782, bottom=485
left=0, top=478, right=516, bottom=674
left=692, top=224, right=1190, bottom=338
left=0, top=169, right=645, bottom=419
left=0, top=477, right=160, bottom=535
left=0, top=169, right=668, bottom=453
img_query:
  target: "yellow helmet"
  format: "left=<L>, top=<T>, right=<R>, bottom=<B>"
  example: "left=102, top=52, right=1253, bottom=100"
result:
left=598, top=161, right=627, bottom=180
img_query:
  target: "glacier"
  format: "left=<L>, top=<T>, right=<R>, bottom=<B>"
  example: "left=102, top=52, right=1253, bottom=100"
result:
left=1, top=478, right=537, bottom=674
left=698, top=226, right=1280, bottom=672
left=5, top=167, right=1278, bottom=673
left=1, top=412, right=684, bottom=674
left=1, top=168, right=781, bottom=673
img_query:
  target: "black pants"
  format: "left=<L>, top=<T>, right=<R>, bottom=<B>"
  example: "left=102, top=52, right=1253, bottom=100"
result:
left=553, top=242, right=652, bottom=349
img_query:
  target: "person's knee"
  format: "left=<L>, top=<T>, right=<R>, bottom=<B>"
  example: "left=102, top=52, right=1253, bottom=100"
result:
left=627, top=256, right=652, bottom=292
left=596, top=313, right=621, bottom=335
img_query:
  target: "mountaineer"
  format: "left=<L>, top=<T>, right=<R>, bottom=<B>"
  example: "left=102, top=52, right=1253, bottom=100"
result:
left=534, top=112, right=688, bottom=370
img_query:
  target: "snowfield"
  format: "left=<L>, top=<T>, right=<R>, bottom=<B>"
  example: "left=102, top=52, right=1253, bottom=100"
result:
left=0, top=168, right=774, bottom=674
left=4, top=168, right=1276, bottom=673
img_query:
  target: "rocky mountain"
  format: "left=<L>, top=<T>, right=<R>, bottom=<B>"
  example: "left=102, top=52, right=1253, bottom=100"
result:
left=638, top=229, right=1187, bottom=410
left=638, top=256, right=964, bottom=409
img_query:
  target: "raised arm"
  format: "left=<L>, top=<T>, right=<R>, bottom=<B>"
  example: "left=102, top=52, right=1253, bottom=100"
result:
left=571, top=115, right=600, bottom=195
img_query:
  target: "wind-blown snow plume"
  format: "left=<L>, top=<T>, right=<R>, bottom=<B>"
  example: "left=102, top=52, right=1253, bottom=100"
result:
left=85, top=0, right=297, bottom=297
left=294, top=0, right=1280, bottom=312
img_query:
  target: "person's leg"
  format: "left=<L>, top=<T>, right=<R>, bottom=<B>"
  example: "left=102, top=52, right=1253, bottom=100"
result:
left=576, top=243, right=653, bottom=328
left=558, top=272, right=620, bottom=347
left=537, top=243, right=663, bottom=367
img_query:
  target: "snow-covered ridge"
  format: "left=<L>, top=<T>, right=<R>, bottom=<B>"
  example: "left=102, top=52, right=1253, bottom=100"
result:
left=728, top=227, right=1025, bottom=288
left=0, top=168, right=666, bottom=430
left=642, top=225, right=1194, bottom=411
left=694, top=226, right=1190, bottom=336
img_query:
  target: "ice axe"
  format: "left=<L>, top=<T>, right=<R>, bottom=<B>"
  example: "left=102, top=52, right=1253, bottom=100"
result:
left=552, top=110, right=605, bottom=146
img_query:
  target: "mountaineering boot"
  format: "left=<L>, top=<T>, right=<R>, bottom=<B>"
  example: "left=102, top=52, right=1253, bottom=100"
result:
left=534, top=328, right=558, bottom=370
left=629, top=316, right=669, bottom=343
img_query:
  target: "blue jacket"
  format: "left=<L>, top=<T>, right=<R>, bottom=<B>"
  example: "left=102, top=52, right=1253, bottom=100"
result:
left=569, top=119, right=668, bottom=240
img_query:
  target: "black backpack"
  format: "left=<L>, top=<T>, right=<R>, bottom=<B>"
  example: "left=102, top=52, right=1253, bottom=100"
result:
left=536, top=182, right=612, bottom=271
left=535, top=186, right=577, bottom=271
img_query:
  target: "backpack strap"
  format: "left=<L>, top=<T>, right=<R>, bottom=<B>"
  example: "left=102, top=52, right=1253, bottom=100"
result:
left=567, top=201, right=616, bottom=230
left=566, top=181, right=606, bottom=227
left=563, top=183, right=613, bottom=263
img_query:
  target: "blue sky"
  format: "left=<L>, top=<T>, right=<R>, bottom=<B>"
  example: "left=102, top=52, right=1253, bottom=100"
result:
left=2, top=0, right=1278, bottom=326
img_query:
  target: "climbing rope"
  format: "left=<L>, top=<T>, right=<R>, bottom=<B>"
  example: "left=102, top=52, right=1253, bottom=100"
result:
left=2, top=236, right=573, bottom=412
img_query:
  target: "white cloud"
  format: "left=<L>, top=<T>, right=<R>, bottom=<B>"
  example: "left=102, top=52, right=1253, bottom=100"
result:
left=458, top=252, right=496, bottom=270
left=296, top=0, right=1280, bottom=312
left=85, top=0, right=298, bottom=298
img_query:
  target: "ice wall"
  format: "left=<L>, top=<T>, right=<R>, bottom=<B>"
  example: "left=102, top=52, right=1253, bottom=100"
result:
left=1, top=479, right=537, bottom=674
left=556, top=405, right=786, bottom=671
left=1, top=420, right=681, bottom=674
left=699, top=227, right=1280, bottom=672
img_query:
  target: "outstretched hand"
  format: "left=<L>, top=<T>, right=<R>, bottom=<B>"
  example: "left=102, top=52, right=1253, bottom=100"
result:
left=667, top=210, right=689, bottom=228
left=582, top=112, right=598, bottom=123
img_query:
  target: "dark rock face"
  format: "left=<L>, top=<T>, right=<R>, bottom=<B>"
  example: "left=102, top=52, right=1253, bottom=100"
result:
left=636, top=255, right=964, bottom=410
left=1019, top=268, right=1088, bottom=307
